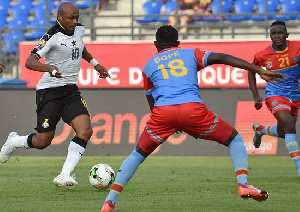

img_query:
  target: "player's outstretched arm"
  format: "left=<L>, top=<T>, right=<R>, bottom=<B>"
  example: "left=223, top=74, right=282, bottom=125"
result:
left=0, top=63, right=5, bottom=73
left=25, top=54, right=62, bottom=78
left=82, top=46, right=110, bottom=78
left=207, top=53, right=286, bottom=84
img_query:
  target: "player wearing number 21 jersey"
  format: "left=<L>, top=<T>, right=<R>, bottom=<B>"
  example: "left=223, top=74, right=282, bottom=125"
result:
left=100, top=25, right=286, bottom=211
left=248, top=21, right=300, bottom=177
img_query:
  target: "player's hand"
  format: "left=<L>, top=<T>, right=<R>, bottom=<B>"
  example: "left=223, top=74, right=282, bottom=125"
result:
left=94, top=64, right=110, bottom=78
left=258, top=69, right=287, bottom=84
left=0, top=63, right=5, bottom=73
left=254, top=96, right=263, bottom=110
left=48, top=66, right=63, bottom=78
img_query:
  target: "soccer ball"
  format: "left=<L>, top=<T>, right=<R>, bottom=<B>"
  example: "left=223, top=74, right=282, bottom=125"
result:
left=89, top=163, right=116, bottom=190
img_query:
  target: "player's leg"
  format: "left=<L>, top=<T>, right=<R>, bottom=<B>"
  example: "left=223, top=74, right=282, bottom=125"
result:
left=182, top=103, right=269, bottom=202
left=253, top=96, right=289, bottom=148
left=0, top=94, right=60, bottom=163
left=53, top=90, right=91, bottom=189
left=275, top=108, right=300, bottom=175
left=102, top=131, right=160, bottom=212
left=101, top=106, right=177, bottom=211
left=59, top=114, right=92, bottom=176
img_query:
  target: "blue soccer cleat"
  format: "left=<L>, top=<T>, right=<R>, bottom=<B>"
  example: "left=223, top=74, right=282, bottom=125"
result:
left=253, top=123, right=263, bottom=148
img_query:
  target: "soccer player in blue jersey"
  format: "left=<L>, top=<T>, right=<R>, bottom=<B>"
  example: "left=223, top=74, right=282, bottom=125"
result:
left=248, top=21, right=300, bottom=176
left=101, top=25, right=285, bottom=211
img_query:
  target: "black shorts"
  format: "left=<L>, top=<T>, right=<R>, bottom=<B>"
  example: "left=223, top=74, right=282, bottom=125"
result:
left=35, top=84, right=89, bottom=133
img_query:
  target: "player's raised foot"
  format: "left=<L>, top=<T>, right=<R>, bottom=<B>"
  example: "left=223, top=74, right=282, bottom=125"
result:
left=101, top=200, right=117, bottom=212
left=53, top=174, right=78, bottom=189
left=0, top=132, right=19, bottom=163
left=238, top=183, right=269, bottom=202
left=253, top=123, right=263, bottom=148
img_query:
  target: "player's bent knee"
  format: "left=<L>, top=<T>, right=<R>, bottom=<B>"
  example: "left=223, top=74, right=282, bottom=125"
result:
left=77, top=128, right=93, bottom=141
left=136, top=130, right=160, bottom=157
left=223, top=129, right=239, bottom=147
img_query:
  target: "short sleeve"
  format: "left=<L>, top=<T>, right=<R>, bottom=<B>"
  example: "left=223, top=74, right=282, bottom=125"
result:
left=253, top=53, right=260, bottom=66
left=194, top=48, right=212, bottom=70
left=143, top=72, right=153, bottom=95
left=31, top=33, right=55, bottom=59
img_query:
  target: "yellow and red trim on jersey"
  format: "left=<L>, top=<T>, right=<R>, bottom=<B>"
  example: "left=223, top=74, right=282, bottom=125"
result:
left=145, top=124, right=164, bottom=143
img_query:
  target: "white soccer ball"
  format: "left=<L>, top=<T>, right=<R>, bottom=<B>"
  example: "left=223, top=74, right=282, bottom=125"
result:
left=89, top=163, right=116, bottom=190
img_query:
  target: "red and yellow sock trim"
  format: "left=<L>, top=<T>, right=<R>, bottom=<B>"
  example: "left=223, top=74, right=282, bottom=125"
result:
left=111, top=182, right=124, bottom=194
left=266, top=126, right=271, bottom=135
left=289, top=150, right=300, bottom=160
left=235, top=168, right=248, bottom=177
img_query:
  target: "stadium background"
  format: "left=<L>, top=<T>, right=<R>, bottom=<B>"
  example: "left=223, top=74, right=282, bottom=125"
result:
left=0, top=0, right=299, bottom=157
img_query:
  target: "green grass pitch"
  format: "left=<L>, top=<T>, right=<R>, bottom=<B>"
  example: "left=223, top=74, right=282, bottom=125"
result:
left=0, top=156, right=299, bottom=212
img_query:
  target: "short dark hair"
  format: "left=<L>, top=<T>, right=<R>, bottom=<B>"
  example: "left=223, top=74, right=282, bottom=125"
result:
left=271, top=21, right=286, bottom=28
left=156, top=25, right=178, bottom=45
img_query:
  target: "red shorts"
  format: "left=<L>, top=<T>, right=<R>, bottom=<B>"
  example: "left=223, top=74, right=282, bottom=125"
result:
left=138, top=102, right=236, bottom=154
left=265, top=96, right=300, bottom=122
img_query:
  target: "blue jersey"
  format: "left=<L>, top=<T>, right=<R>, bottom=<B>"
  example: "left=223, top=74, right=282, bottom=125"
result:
left=143, top=47, right=212, bottom=106
left=253, top=41, right=300, bottom=101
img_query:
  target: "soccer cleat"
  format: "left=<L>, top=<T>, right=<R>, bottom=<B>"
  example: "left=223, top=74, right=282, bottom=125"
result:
left=53, top=174, right=78, bottom=189
left=0, top=132, right=19, bottom=163
left=238, top=183, right=269, bottom=202
left=101, top=200, right=117, bottom=212
left=253, top=123, right=263, bottom=148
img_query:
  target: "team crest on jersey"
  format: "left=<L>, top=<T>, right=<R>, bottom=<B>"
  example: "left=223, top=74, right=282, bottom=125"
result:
left=42, top=119, right=49, bottom=129
left=36, top=39, right=46, bottom=50
left=266, top=60, right=272, bottom=69
left=272, top=100, right=278, bottom=107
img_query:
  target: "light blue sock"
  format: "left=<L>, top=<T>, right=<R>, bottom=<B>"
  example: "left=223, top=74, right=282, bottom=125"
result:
left=229, top=133, right=249, bottom=185
left=105, top=148, right=146, bottom=204
left=262, top=125, right=278, bottom=137
left=285, top=134, right=300, bottom=170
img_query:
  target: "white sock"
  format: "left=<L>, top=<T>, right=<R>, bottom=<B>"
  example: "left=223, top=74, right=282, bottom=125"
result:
left=60, top=141, right=85, bottom=176
left=15, top=135, right=30, bottom=149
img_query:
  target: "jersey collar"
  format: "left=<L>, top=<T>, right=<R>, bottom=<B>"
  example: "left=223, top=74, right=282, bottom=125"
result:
left=158, top=47, right=180, bottom=53
left=55, top=20, right=75, bottom=36
left=271, top=41, right=288, bottom=53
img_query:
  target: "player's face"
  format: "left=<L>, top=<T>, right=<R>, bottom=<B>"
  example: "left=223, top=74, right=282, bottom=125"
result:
left=270, top=25, right=288, bottom=47
left=58, top=10, right=79, bottom=33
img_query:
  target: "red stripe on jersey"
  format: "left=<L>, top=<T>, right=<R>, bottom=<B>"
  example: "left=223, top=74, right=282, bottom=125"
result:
left=194, top=48, right=207, bottom=70
left=143, top=72, right=153, bottom=92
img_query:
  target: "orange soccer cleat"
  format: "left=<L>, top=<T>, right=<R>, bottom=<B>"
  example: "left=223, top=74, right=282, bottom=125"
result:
left=238, top=183, right=269, bottom=202
left=101, top=200, right=117, bottom=212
